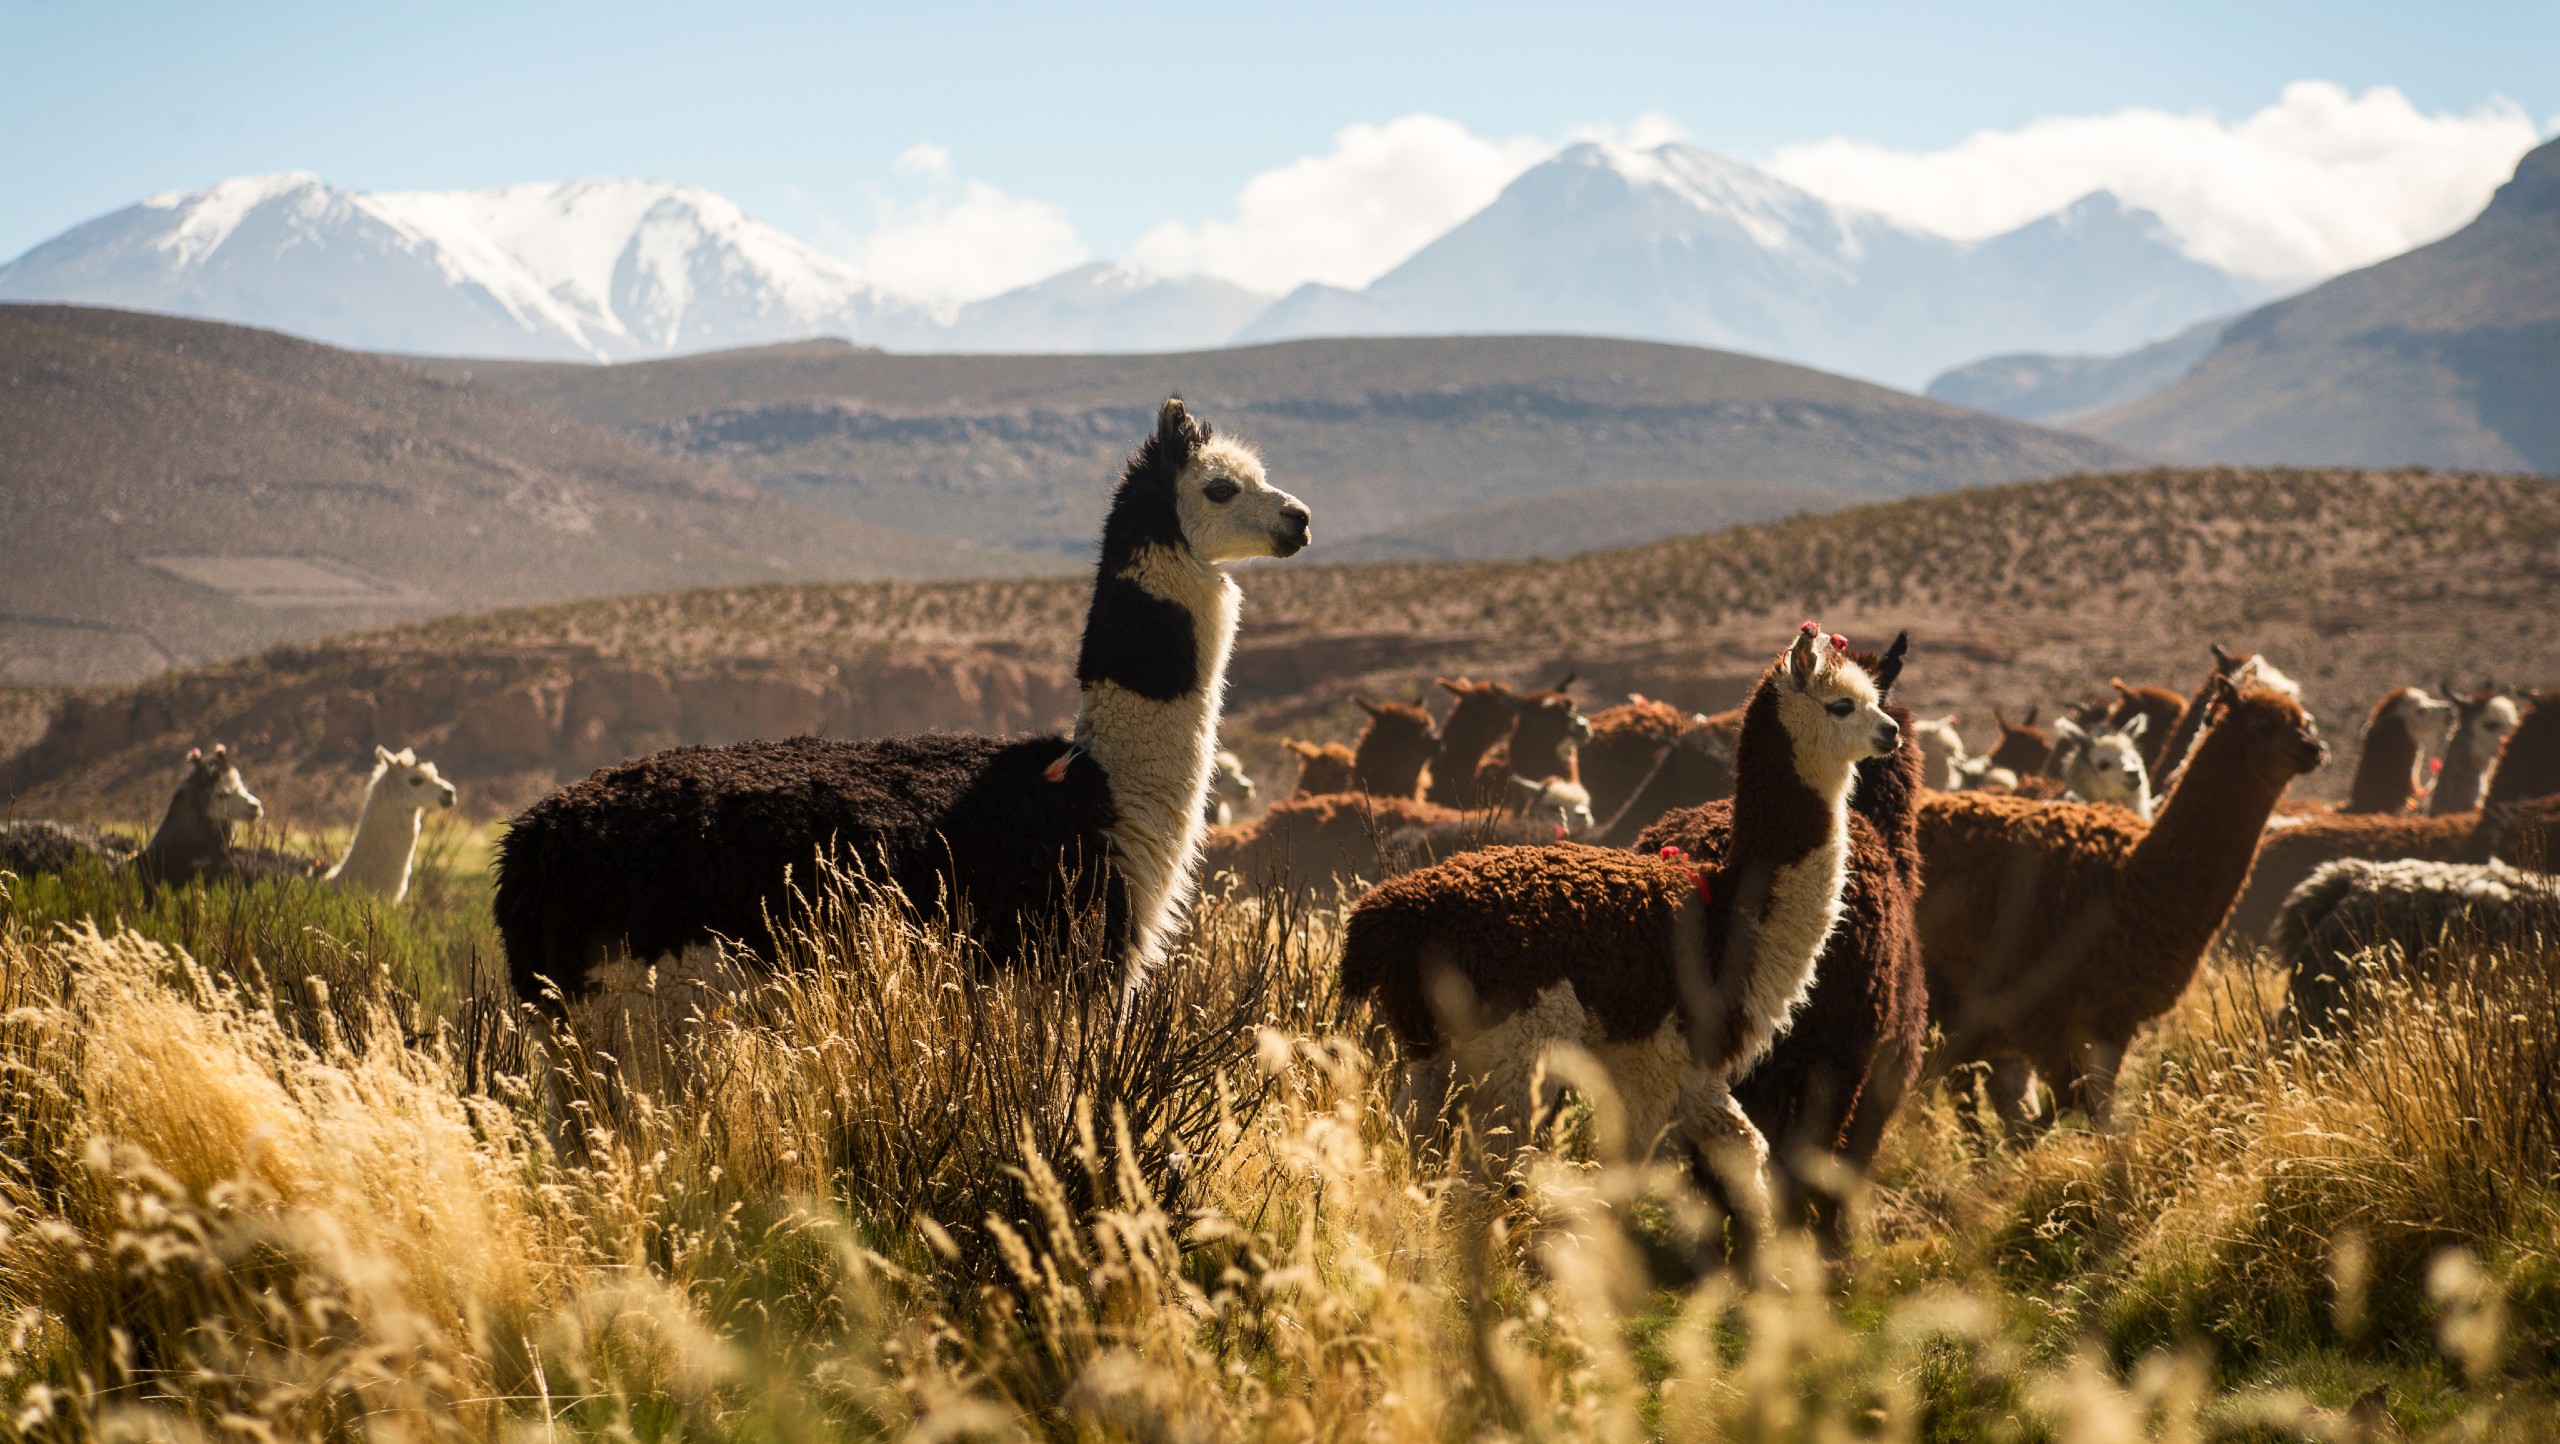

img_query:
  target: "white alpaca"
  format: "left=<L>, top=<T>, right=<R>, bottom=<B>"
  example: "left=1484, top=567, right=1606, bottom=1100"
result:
left=324, top=746, right=456, bottom=903
left=1508, top=774, right=1597, bottom=834
left=2054, top=714, right=2154, bottom=820
left=1205, top=748, right=1258, bottom=826
left=1915, top=715, right=2015, bottom=792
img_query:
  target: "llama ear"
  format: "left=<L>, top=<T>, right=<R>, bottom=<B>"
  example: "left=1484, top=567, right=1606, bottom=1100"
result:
left=2120, top=713, right=2149, bottom=740
left=1551, top=671, right=1577, bottom=692
left=1787, top=628, right=1820, bottom=684
left=1873, top=631, right=1909, bottom=690
left=1435, top=676, right=1465, bottom=696
left=2053, top=717, right=2088, bottom=743
left=2022, top=705, right=2040, bottom=727
left=1352, top=695, right=1382, bottom=718
left=1157, top=396, right=1203, bottom=453
left=2111, top=678, right=2132, bottom=699
left=395, top=747, right=417, bottom=765
left=376, top=744, right=395, bottom=763
left=2212, top=642, right=2239, bottom=671
left=1992, top=706, right=2009, bottom=729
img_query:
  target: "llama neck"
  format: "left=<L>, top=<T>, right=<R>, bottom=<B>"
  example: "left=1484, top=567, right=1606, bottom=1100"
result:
left=1072, top=543, right=1238, bottom=975
left=2345, top=714, right=2421, bottom=812
left=2120, top=724, right=2287, bottom=966
left=1354, top=733, right=1430, bottom=797
left=1858, top=705, right=1925, bottom=871
left=1709, top=683, right=1858, bottom=1068
left=142, top=789, right=228, bottom=872
left=1429, top=706, right=1511, bottom=804
left=327, top=778, right=423, bottom=900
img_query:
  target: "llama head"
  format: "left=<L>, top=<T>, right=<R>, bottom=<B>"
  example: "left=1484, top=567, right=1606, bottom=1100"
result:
left=1209, top=749, right=1257, bottom=807
left=2057, top=714, right=2150, bottom=806
left=1126, top=397, right=1310, bottom=566
left=1777, top=623, right=1901, bottom=779
left=2209, top=676, right=2327, bottom=786
left=2376, top=686, right=2456, bottom=737
left=1434, top=677, right=1521, bottom=731
left=1284, top=739, right=1356, bottom=795
left=1352, top=695, right=1437, bottom=748
left=185, top=744, right=265, bottom=826
left=2451, top=691, right=2521, bottom=757
left=372, top=744, right=457, bottom=812
left=1509, top=775, right=1596, bottom=835
left=1510, top=686, right=1592, bottom=771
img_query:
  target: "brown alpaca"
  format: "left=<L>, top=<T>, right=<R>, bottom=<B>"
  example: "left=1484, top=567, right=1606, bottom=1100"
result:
left=1339, top=625, right=1901, bottom=1226
left=1350, top=695, right=1439, bottom=798
left=1920, top=679, right=2326, bottom=1133
left=1199, top=793, right=1468, bottom=891
left=1284, top=739, right=1357, bottom=796
left=2105, top=681, right=2189, bottom=776
left=1580, top=697, right=1692, bottom=824
left=1987, top=706, right=2051, bottom=776
left=2222, top=696, right=2560, bottom=942
left=2427, top=689, right=2518, bottom=815
left=2342, top=686, right=2454, bottom=814
left=1589, top=706, right=1744, bottom=845
left=1636, top=635, right=1925, bottom=1249
left=1473, top=680, right=1591, bottom=807
left=1426, top=677, right=1521, bottom=808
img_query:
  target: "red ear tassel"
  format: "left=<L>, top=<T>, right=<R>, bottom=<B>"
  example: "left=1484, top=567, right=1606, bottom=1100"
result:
left=1799, top=620, right=1821, bottom=636
left=1043, top=752, right=1073, bottom=783
left=1829, top=633, right=1848, bottom=653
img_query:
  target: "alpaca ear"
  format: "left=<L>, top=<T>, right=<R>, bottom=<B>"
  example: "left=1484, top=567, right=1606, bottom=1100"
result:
left=2212, top=642, right=2239, bottom=671
left=1283, top=739, right=1316, bottom=759
left=2021, top=705, right=2039, bottom=727
left=2053, top=717, right=2088, bottom=743
left=2120, top=713, right=2149, bottom=740
left=1786, top=626, right=1821, bottom=684
left=1353, top=695, right=1382, bottom=718
left=1435, top=676, right=1465, bottom=696
left=1992, top=706, right=2009, bottom=729
left=376, top=744, right=395, bottom=764
left=1873, top=631, right=1909, bottom=691
left=1156, top=396, right=1203, bottom=454
left=1551, top=671, right=1578, bottom=692
left=396, top=747, right=418, bottom=765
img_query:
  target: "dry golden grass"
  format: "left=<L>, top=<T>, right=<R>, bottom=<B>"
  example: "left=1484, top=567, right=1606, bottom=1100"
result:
left=1, top=850, right=2557, bottom=1442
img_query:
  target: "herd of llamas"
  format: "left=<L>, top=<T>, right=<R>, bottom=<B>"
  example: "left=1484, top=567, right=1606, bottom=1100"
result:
left=7, top=397, right=2560, bottom=1257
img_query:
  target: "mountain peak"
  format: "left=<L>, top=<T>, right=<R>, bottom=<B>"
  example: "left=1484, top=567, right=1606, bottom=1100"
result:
left=2486, top=135, right=2560, bottom=219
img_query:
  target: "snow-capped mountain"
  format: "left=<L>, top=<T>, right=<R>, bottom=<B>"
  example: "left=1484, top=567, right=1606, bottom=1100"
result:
left=1235, top=143, right=2272, bottom=387
left=1, top=154, right=2270, bottom=382
left=934, top=263, right=1271, bottom=353
left=0, top=172, right=942, bottom=362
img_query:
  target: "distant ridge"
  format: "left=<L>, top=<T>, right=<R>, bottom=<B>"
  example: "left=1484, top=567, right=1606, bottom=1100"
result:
left=421, top=333, right=2137, bottom=558
left=2081, top=135, right=2560, bottom=471
left=0, top=304, right=1020, bottom=684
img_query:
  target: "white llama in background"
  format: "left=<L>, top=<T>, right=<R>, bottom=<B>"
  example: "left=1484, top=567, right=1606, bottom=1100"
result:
left=324, top=745, right=457, bottom=903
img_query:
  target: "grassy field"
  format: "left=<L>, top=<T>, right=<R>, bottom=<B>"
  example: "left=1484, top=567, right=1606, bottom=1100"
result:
left=2, top=828, right=2556, bottom=1442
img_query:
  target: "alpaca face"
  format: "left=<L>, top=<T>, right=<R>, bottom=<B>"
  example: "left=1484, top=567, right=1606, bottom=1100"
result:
left=375, top=745, right=457, bottom=812
left=2231, top=689, right=2328, bottom=785
left=1175, top=437, right=1311, bottom=564
left=2062, top=717, right=2150, bottom=808
left=2455, top=695, right=2520, bottom=759
left=190, top=747, right=265, bottom=826
left=1778, top=628, right=1900, bottom=782
left=2387, top=687, right=2456, bottom=736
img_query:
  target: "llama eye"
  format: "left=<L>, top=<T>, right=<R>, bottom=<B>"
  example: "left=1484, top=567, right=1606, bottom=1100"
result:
left=1825, top=699, right=1854, bottom=718
left=1202, top=478, right=1240, bottom=504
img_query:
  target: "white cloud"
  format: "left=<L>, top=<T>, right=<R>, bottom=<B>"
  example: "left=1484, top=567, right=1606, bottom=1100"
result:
left=1763, top=81, right=2544, bottom=286
left=846, top=146, right=1085, bottom=303
left=1127, top=114, right=1551, bottom=294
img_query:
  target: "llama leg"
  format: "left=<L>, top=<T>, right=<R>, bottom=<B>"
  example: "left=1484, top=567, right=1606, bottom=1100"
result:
left=1677, top=1071, right=1772, bottom=1272
left=2071, top=1041, right=2128, bottom=1130
left=1987, top=1055, right=2049, bottom=1144
left=1448, top=984, right=1590, bottom=1175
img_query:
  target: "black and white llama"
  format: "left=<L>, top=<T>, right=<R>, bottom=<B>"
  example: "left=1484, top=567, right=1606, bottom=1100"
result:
left=493, top=398, right=1311, bottom=1004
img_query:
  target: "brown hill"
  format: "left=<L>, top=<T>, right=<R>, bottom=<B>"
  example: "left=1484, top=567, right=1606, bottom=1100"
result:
left=416, top=334, right=2136, bottom=560
left=9, top=465, right=2556, bottom=832
left=2084, top=137, right=2560, bottom=471
left=0, top=305, right=1027, bottom=687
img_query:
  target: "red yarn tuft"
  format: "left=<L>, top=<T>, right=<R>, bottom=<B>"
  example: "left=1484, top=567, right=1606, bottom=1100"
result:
left=1829, top=633, right=1849, bottom=653
left=1799, top=620, right=1821, bottom=635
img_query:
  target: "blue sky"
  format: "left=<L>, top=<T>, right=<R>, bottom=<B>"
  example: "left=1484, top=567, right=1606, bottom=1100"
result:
left=3, top=0, right=2553, bottom=293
